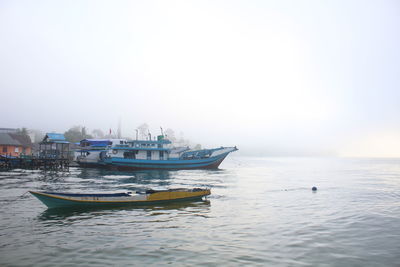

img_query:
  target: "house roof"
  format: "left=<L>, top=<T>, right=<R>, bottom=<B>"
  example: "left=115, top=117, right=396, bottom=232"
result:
left=0, top=133, right=20, bottom=146
left=0, top=133, right=31, bottom=147
left=9, top=133, right=32, bottom=147
left=0, top=128, right=18, bottom=133
left=41, top=133, right=69, bottom=144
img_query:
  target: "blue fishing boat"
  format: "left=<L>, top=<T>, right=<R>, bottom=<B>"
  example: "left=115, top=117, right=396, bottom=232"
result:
left=29, top=188, right=210, bottom=209
left=102, top=135, right=238, bottom=170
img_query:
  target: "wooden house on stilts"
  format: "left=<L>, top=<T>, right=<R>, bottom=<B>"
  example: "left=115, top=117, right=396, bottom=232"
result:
left=39, top=133, right=70, bottom=171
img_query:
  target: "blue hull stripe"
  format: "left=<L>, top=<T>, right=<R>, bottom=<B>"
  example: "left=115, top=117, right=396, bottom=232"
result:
left=30, top=192, right=206, bottom=209
left=104, top=153, right=228, bottom=170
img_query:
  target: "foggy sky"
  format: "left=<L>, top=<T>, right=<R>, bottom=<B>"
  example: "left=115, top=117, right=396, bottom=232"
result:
left=1, top=0, right=399, bottom=157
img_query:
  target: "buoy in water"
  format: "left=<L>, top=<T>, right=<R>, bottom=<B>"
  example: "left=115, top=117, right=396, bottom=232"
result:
left=312, top=186, right=317, bottom=191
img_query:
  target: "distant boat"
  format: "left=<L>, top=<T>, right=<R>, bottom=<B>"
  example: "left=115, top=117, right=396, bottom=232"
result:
left=102, top=135, right=238, bottom=170
left=76, top=139, right=127, bottom=167
left=30, top=188, right=211, bottom=209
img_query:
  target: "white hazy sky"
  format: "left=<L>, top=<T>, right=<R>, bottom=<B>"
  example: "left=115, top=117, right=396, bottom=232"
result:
left=1, top=0, right=399, bottom=157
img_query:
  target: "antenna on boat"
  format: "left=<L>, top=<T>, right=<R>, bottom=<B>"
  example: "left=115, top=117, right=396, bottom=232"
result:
left=160, top=127, right=164, bottom=136
left=148, top=130, right=151, bottom=141
left=135, top=129, right=138, bottom=140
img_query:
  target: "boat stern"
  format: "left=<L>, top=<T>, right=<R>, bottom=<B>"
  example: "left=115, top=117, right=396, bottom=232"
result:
left=146, top=188, right=211, bottom=202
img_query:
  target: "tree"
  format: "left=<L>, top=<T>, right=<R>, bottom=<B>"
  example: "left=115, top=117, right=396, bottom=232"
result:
left=29, top=129, right=44, bottom=143
left=164, top=128, right=176, bottom=142
left=194, top=144, right=202, bottom=150
left=64, top=126, right=93, bottom=143
left=176, top=131, right=190, bottom=147
left=91, top=129, right=105, bottom=138
left=81, top=127, right=87, bottom=137
left=16, top=127, right=33, bottom=144
left=16, top=127, right=29, bottom=136
left=137, top=123, right=149, bottom=140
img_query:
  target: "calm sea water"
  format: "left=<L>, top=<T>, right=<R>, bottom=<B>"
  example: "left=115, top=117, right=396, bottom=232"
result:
left=0, top=156, right=399, bottom=266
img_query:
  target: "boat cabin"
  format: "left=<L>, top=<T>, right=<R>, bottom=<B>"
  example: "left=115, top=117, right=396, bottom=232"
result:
left=111, top=135, right=173, bottom=161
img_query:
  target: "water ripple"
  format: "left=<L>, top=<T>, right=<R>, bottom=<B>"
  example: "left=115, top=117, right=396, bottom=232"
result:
left=1, top=157, right=400, bottom=266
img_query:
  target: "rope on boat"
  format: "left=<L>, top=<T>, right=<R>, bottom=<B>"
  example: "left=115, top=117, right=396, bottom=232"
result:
left=18, top=191, right=30, bottom=199
left=0, top=191, right=30, bottom=202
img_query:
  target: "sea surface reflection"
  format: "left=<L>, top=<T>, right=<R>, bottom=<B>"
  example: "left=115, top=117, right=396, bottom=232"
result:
left=1, top=157, right=400, bottom=266
left=37, top=200, right=211, bottom=222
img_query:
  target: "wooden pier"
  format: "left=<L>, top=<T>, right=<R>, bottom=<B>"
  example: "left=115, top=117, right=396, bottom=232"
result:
left=0, top=133, right=71, bottom=172
left=0, top=156, right=70, bottom=171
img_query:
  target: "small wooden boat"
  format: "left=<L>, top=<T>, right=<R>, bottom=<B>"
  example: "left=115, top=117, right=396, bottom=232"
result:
left=29, top=188, right=211, bottom=209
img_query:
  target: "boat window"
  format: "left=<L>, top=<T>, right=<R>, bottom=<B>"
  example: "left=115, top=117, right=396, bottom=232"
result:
left=123, top=151, right=136, bottom=159
left=147, top=151, right=151, bottom=160
left=159, top=151, right=164, bottom=160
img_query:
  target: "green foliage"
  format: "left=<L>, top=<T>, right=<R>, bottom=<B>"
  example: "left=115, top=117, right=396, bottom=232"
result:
left=91, top=129, right=105, bottom=138
left=64, top=126, right=93, bottom=143
left=16, top=127, right=29, bottom=136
